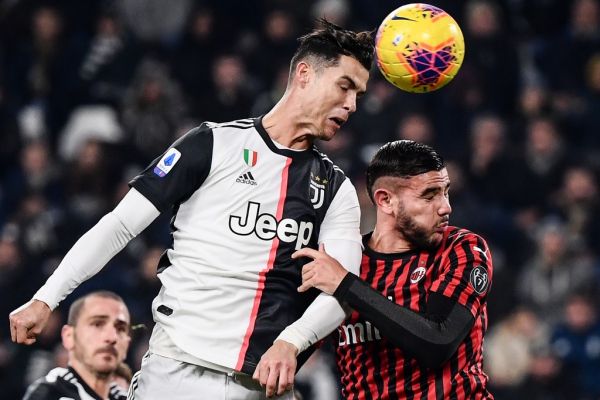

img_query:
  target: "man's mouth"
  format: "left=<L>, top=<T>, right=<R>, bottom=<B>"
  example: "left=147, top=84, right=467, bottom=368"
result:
left=96, top=348, right=118, bottom=357
left=329, top=117, right=345, bottom=128
left=435, top=221, right=449, bottom=232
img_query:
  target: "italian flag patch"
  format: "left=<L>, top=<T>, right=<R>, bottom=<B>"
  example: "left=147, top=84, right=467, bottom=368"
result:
left=243, top=149, right=258, bottom=167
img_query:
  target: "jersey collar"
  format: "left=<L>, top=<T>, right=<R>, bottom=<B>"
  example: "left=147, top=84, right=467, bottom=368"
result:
left=254, top=116, right=315, bottom=160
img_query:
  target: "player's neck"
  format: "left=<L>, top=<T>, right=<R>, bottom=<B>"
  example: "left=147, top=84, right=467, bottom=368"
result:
left=263, top=94, right=316, bottom=150
left=71, top=361, right=112, bottom=399
left=370, top=224, right=413, bottom=253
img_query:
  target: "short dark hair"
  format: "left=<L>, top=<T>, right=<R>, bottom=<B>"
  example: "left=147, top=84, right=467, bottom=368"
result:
left=67, top=291, right=126, bottom=326
left=366, top=140, right=445, bottom=202
left=289, top=19, right=374, bottom=79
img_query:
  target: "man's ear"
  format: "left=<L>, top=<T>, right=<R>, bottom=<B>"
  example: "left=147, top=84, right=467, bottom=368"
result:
left=294, top=61, right=311, bottom=87
left=373, top=188, right=395, bottom=215
left=62, top=325, right=74, bottom=351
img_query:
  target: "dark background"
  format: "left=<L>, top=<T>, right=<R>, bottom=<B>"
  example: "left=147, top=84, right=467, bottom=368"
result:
left=1, top=0, right=599, bottom=398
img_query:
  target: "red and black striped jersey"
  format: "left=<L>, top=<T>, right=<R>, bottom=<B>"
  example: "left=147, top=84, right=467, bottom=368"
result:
left=335, top=227, right=493, bottom=400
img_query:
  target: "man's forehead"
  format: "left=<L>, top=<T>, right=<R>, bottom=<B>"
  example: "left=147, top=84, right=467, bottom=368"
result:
left=332, top=55, right=369, bottom=89
left=416, top=168, right=450, bottom=185
left=82, top=297, right=130, bottom=322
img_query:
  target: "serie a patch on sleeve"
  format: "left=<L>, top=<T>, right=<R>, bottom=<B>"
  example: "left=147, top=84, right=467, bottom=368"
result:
left=154, top=148, right=182, bottom=177
left=469, top=265, right=489, bottom=294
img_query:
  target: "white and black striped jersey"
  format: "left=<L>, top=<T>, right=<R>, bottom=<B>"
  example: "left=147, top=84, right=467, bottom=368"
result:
left=23, top=367, right=127, bottom=400
left=129, top=116, right=361, bottom=374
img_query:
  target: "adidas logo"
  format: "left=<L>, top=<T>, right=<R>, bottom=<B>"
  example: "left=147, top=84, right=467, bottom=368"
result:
left=236, top=171, right=257, bottom=186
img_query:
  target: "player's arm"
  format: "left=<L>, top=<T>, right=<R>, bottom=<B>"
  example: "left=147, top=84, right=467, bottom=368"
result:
left=253, top=178, right=362, bottom=396
left=9, top=188, right=160, bottom=344
left=10, top=125, right=214, bottom=345
left=299, top=232, right=492, bottom=369
left=333, top=273, right=473, bottom=368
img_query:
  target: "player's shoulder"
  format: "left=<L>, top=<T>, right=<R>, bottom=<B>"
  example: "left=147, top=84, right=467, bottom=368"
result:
left=43, top=366, right=72, bottom=382
left=203, top=118, right=255, bottom=132
left=109, top=383, right=128, bottom=400
left=445, top=226, right=489, bottom=248
left=23, top=368, right=71, bottom=400
left=172, top=119, right=256, bottom=158
left=311, top=146, right=347, bottom=179
left=177, top=118, right=256, bottom=140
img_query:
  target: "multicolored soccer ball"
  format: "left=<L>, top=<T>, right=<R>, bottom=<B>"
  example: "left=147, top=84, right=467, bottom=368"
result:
left=375, top=3, right=465, bottom=93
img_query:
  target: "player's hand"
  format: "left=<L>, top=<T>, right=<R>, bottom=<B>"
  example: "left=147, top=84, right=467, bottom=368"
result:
left=9, top=299, right=52, bottom=345
left=252, top=339, right=298, bottom=397
left=294, top=243, right=348, bottom=295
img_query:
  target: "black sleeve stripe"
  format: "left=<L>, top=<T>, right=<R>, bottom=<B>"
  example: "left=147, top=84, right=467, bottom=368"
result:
left=436, top=242, right=460, bottom=294
left=217, top=123, right=254, bottom=129
left=476, top=235, right=492, bottom=294
left=460, top=238, right=479, bottom=310
left=129, top=125, right=214, bottom=212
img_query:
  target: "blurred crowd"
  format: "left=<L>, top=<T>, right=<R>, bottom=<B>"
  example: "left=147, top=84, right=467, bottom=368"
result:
left=0, top=0, right=599, bottom=399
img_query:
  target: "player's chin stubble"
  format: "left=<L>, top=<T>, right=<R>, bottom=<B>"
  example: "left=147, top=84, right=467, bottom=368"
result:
left=396, top=212, right=440, bottom=251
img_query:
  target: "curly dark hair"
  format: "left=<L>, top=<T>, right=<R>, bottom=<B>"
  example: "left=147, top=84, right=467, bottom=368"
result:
left=290, top=18, right=374, bottom=76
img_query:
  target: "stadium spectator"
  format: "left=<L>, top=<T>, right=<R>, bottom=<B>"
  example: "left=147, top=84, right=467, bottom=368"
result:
left=121, top=58, right=187, bottom=164
left=485, top=307, right=549, bottom=397
left=395, top=111, right=436, bottom=146
left=517, top=217, right=596, bottom=323
left=550, top=165, right=600, bottom=256
left=550, top=295, right=600, bottom=399
left=521, top=116, right=570, bottom=213
left=513, top=346, right=569, bottom=400
left=113, top=362, right=133, bottom=393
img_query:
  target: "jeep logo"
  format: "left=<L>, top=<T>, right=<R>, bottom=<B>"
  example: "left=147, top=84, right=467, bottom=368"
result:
left=229, top=202, right=313, bottom=250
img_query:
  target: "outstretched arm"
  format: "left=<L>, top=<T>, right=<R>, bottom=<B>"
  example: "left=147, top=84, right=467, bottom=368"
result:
left=296, top=246, right=474, bottom=369
left=333, top=273, right=473, bottom=368
left=9, top=188, right=159, bottom=344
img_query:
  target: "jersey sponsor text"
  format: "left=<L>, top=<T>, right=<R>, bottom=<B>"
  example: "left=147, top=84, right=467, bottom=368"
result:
left=229, top=202, right=313, bottom=250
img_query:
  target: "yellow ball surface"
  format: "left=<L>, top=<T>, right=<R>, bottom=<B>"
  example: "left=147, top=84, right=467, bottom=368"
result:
left=375, top=3, right=465, bottom=93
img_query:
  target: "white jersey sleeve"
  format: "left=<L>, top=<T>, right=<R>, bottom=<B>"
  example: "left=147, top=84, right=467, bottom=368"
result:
left=318, top=178, right=362, bottom=244
left=33, top=189, right=159, bottom=309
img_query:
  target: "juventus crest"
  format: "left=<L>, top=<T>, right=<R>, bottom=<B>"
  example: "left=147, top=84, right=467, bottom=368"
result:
left=309, top=173, right=326, bottom=209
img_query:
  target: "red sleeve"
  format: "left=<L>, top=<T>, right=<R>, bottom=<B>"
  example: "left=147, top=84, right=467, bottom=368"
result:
left=429, top=231, right=493, bottom=317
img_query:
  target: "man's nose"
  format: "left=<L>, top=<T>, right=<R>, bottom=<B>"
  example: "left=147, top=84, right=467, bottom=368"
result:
left=344, top=92, right=357, bottom=113
left=439, top=196, right=452, bottom=215
left=103, top=326, right=119, bottom=343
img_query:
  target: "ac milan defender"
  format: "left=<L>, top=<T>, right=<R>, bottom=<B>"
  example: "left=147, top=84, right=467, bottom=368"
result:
left=9, top=20, right=374, bottom=400
left=296, top=140, right=494, bottom=399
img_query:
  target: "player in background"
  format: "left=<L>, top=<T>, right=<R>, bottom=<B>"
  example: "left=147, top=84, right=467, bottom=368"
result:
left=294, top=140, right=494, bottom=399
left=10, top=20, right=373, bottom=399
left=23, top=291, right=131, bottom=400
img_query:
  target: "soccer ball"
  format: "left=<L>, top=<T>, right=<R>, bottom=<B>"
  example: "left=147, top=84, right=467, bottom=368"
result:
left=375, top=3, right=465, bottom=93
